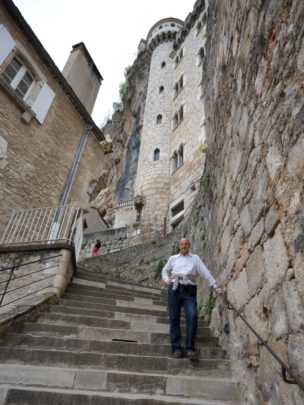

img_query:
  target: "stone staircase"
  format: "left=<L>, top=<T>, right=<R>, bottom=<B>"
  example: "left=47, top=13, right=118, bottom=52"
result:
left=0, top=268, right=241, bottom=404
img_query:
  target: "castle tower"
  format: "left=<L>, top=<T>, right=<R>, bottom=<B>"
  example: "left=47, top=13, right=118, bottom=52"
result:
left=134, top=18, right=184, bottom=238
left=62, top=42, right=103, bottom=115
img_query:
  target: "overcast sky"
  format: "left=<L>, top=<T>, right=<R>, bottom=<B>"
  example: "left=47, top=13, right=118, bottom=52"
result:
left=14, top=0, right=195, bottom=126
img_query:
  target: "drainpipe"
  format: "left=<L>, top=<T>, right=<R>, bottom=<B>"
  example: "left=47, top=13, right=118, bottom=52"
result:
left=49, top=124, right=93, bottom=240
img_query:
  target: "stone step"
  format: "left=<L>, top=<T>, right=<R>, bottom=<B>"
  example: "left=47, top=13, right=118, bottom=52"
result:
left=59, top=297, right=168, bottom=317
left=62, top=291, right=168, bottom=312
left=55, top=300, right=209, bottom=327
left=46, top=308, right=210, bottom=335
left=39, top=313, right=130, bottom=329
left=0, top=347, right=230, bottom=377
left=3, top=387, right=240, bottom=405
left=3, top=333, right=226, bottom=359
left=75, top=270, right=166, bottom=296
left=0, top=364, right=240, bottom=403
left=21, top=321, right=218, bottom=346
left=70, top=280, right=167, bottom=301
left=67, top=285, right=167, bottom=305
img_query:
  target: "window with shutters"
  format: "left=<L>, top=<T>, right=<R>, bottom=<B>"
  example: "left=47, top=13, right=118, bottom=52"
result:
left=1, top=56, right=35, bottom=101
left=0, top=24, right=55, bottom=124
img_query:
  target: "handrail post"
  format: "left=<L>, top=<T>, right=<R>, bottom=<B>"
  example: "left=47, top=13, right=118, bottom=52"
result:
left=0, top=267, right=15, bottom=307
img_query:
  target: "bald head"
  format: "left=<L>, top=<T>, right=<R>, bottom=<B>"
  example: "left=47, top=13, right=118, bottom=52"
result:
left=179, top=238, right=190, bottom=256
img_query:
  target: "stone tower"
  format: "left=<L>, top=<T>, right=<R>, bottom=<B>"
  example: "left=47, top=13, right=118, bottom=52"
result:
left=134, top=18, right=184, bottom=237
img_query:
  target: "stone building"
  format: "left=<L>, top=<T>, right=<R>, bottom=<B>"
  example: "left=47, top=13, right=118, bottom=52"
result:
left=0, top=0, right=106, bottom=235
left=112, top=1, right=208, bottom=240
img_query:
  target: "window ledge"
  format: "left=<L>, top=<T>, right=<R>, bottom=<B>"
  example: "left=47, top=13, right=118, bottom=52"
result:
left=172, top=117, right=184, bottom=132
left=171, top=161, right=184, bottom=175
left=0, top=76, right=35, bottom=124
left=173, top=87, right=184, bottom=101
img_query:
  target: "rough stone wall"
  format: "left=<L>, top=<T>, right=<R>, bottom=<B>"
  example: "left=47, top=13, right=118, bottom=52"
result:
left=79, top=231, right=179, bottom=288
left=93, top=53, right=150, bottom=226
left=0, top=6, right=105, bottom=234
left=184, top=0, right=304, bottom=403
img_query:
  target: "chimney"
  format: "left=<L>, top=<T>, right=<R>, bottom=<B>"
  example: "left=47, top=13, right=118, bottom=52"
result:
left=62, top=42, right=103, bottom=115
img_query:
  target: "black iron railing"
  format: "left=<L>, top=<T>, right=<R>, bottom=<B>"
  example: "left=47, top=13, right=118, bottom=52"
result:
left=224, top=296, right=304, bottom=392
left=0, top=254, right=62, bottom=307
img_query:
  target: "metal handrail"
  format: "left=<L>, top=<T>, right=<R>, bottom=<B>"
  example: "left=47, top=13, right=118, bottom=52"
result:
left=0, top=254, right=62, bottom=308
left=224, top=295, right=304, bottom=391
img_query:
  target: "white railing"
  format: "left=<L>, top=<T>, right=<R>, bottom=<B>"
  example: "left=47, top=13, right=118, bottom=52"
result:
left=0, top=205, right=81, bottom=253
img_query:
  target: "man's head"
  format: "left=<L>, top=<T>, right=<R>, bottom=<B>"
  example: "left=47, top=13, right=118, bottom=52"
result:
left=179, top=238, right=190, bottom=256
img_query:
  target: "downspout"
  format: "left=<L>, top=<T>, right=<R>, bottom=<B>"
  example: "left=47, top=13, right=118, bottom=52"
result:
left=49, top=124, right=93, bottom=239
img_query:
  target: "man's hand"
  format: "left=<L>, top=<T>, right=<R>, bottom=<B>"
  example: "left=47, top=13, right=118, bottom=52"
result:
left=165, top=276, right=174, bottom=286
left=214, top=287, right=224, bottom=295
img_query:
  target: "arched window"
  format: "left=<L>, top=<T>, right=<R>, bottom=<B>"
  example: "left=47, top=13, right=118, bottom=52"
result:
left=156, top=114, right=162, bottom=124
left=154, top=148, right=160, bottom=161
left=159, top=85, right=164, bottom=93
left=161, top=61, right=166, bottom=68
left=178, top=144, right=184, bottom=166
left=173, top=152, right=178, bottom=170
left=174, top=83, right=179, bottom=97
left=196, top=21, right=202, bottom=35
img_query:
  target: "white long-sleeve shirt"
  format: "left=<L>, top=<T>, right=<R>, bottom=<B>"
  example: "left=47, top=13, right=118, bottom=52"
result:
left=161, top=253, right=217, bottom=288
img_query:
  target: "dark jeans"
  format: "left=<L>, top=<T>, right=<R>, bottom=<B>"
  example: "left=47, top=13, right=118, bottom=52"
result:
left=168, top=284, right=198, bottom=352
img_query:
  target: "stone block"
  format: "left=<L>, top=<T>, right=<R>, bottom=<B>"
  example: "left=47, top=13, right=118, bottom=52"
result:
left=266, top=146, right=283, bottom=181
left=270, top=292, right=288, bottom=339
left=283, top=280, right=304, bottom=332
left=244, top=294, right=269, bottom=345
left=265, top=208, right=280, bottom=236
left=249, top=171, right=269, bottom=227
left=246, top=246, right=265, bottom=298
left=288, top=334, right=304, bottom=380
left=227, top=269, right=249, bottom=309
left=247, top=218, right=264, bottom=251
left=240, top=205, right=252, bottom=237
left=294, top=252, right=304, bottom=296
left=287, top=134, right=304, bottom=177
left=263, top=226, right=288, bottom=290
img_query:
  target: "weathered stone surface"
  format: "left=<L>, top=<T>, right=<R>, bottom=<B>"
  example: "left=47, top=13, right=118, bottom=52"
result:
left=240, top=205, right=252, bottom=237
left=266, top=146, right=284, bottom=181
left=244, top=294, right=269, bottom=345
left=227, top=269, right=249, bottom=309
left=264, top=208, right=280, bottom=236
left=247, top=218, right=264, bottom=252
left=246, top=246, right=265, bottom=299
left=287, top=134, right=304, bottom=177
left=294, top=253, right=304, bottom=296
left=263, top=227, right=288, bottom=290
left=283, top=280, right=304, bottom=332
left=288, top=334, right=304, bottom=380
left=270, top=293, right=288, bottom=339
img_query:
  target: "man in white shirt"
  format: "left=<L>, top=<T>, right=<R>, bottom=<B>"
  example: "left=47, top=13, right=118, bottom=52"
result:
left=162, top=238, right=223, bottom=359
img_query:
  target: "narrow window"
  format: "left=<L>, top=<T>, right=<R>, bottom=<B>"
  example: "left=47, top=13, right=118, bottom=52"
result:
left=198, top=47, right=205, bottom=64
left=161, top=61, right=166, bottom=68
left=179, top=105, right=184, bottom=122
left=159, top=85, right=164, bottom=93
left=159, top=25, right=163, bottom=30
left=174, top=83, right=179, bottom=97
left=175, top=56, right=179, bottom=66
left=178, top=144, right=184, bottom=166
left=173, top=152, right=178, bottom=171
left=179, top=75, right=184, bottom=90
left=15, top=71, right=34, bottom=99
left=154, top=148, right=160, bottom=161
left=196, top=21, right=202, bottom=35
left=1, top=57, right=22, bottom=84
left=180, top=49, right=183, bottom=60
left=173, top=113, right=178, bottom=129
left=156, top=114, right=162, bottom=124
left=171, top=23, right=175, bottom=27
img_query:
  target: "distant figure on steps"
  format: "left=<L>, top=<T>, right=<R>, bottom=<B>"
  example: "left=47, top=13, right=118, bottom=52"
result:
left=92, top=239, right=101, bottom=257
left=162, top=237, right=223, bottom=360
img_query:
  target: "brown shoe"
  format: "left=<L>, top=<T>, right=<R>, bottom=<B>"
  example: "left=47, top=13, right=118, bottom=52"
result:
left=172, top=350, right=183, bottom=359
left=184, top=351, right=199, bottom=361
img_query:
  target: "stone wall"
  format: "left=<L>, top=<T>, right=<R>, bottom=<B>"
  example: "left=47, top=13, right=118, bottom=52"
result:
left=0, top=245, right=75, bottom=323
left=184, top=0, right=304, bottom=403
